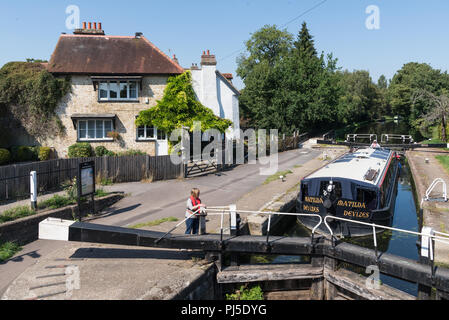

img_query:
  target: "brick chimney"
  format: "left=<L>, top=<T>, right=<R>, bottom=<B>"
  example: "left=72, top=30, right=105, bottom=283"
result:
left=73, top=21, right=105, bottom=35
left=201, top=50, right=217, bottom=66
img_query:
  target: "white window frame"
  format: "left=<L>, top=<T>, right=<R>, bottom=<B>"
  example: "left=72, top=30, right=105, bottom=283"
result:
left=98, top=80, right=139, bottom=101
left=78, top=119, right=114, bottom=141
left=136, top=125, right=167, bottom=141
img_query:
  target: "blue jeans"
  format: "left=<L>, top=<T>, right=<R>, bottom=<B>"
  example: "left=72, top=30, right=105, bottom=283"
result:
left=185, top=218, right=199, bottom=235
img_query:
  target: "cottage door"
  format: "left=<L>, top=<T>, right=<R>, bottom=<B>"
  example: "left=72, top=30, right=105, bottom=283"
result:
left=156, top=130, right=168, bottom=156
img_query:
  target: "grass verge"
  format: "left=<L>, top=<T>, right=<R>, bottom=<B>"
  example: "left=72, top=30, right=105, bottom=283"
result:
left=435, top=155, right=449, bottom=175
left=129, top=217, right=179, bottom=229
left=263, top=170, right=293, bottom=185
left=0, top=206, right=36, bottom=224
left=0, top=242, right=22, bottom=262
left=1, top=189, right=111, bottom=224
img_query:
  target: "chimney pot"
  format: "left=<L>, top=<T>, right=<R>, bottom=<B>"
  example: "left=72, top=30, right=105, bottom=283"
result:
left=207, top=50, right=210, bottom=55
left=99, top=22, right=102, bottom=30
left=88, top=22, right=92, bottom=29
left=94, top=22, right=97, bottom=30
left=83, top=22, right=87, bottom=29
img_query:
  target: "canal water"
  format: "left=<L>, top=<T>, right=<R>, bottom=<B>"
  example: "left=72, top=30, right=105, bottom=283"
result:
left=264, top=121, right=422, bottom=296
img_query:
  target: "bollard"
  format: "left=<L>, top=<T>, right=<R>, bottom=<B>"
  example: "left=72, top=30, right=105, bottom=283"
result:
left=418, top=226, right=434, bottom=300
left=30, top=171, right=37, bottom=210
left=229, top=204, right=240, bottom=236
left=200, top=208, right=207, bottom=235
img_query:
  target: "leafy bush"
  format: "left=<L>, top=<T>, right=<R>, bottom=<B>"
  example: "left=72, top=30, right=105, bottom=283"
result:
left=38, top=147, right=52, bottom=161
left=62, top=177, right=78, bottom=200
left=95, top=146, right=115, bottom=157
left=68, top=143, right=93, bottom=158
left=0, top=242, right=22, bottom=262
left=0, top=62, right=71, bottom=140
left=0, top=148, right=10, bottom=165
left=11, top=146, right=39, bottom=162
left=226, top=285, right=264, bottom=300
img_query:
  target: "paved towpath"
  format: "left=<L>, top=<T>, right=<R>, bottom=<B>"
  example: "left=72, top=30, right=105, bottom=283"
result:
left=407, top=148, right=449, bottom=265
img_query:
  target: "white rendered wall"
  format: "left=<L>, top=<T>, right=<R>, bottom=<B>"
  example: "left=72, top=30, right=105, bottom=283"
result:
left=191, top=68, right=240, bottom=139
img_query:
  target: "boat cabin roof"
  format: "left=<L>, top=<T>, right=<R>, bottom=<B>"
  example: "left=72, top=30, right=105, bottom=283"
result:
left=304, top=148, right=393, bottom=186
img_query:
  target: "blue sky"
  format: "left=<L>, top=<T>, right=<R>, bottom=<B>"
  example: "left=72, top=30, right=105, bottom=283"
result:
left=1, top=0, right=449, bottom=90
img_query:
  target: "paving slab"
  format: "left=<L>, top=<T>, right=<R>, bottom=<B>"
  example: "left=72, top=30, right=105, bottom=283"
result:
left=2, top=241, right=212, bottom=300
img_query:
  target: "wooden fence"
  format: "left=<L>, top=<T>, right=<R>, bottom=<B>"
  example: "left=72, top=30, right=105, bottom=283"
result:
left=0, top=155, right=182, bottom=202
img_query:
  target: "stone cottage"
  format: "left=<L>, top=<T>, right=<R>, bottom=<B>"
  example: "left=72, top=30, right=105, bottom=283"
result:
left=45, top=23, right=184, bottom=158
left=43, top=23, right=240, bottom=158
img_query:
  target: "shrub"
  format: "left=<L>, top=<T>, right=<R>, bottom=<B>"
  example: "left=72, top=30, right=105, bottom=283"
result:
left=0, top=242, right=22, bottom=262
left=226, top=285, right=264, bottom=300
left=0, top=149, right=10, bottom=165
left=12, top=146, right=39, bottom=162
left=68, top=143, right=93, bottom=158
left=95, top=146, right=115, bottom=157
left=38, top=147, right=52, bottom=161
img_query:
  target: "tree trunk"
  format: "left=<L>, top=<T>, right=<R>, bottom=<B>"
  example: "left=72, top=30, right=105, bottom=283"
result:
left=442, top=115, right=447, bottom=142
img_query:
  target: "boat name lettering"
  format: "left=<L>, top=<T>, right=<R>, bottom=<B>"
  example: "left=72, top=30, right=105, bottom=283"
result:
left=337, top=200, right=366, bottom=209
left=304, top=197, right=323, bottom=204
left=343, top=210, right=370, bottom=219
left=303, top=204, right=320, bottom=213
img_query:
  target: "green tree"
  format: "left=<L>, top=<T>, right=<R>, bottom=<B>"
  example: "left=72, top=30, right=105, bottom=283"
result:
left=413, top=89, right=449, bottom=142
left=337, top=70, right=383, bottom=123
left=294, top=22, right=317, bottom=57
left=237, top=25, right=294, bottom=131
left=388, top=63, right=446, bottom=123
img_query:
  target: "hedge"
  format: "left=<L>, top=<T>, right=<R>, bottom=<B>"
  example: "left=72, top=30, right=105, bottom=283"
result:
left=68, top=143, right=93, bottom=158
left=38, top=147, right=52, bottom=161
left=0, top=149, right=10, bottom=165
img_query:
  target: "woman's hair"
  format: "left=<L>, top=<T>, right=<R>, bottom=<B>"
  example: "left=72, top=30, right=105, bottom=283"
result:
left=191, top=188, right=200, bottom=199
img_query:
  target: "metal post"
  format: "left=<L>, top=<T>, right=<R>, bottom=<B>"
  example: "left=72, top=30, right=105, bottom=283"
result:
left=266, top=214, right=272, bottom=245
left=372, top=224, right=378, bottom=264
left=200, top=210, right=207, bottom=235
left=229, top=204, right=238, bottom=236
left=30, top=171, right=37, bottom=210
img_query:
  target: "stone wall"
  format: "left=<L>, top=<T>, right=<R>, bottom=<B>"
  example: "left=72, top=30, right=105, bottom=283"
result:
left=40, top=75, right=169, bottom=158
left=0, top=193, right=124, bottom=245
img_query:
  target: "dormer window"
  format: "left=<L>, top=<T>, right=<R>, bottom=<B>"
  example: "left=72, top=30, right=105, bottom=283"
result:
left=98, top=81, right=138, bottom=101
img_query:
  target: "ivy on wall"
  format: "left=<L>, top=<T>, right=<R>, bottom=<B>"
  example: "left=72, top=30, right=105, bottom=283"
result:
left=0, top=61, right=71, bottom=141
left=135, top=71, right=232, bottom=135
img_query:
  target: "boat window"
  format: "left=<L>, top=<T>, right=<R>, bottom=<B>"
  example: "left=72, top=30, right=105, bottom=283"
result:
left=380, top=158, right=395, bottom=207
left=320, top=181, right=342, bottom=198
left=301, top=183, right=308, bottom=201
left=356, top=188, right=377, bottom=210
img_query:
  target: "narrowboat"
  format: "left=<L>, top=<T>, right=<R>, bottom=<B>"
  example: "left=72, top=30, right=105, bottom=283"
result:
left=296, top=147, right=400, bottom=237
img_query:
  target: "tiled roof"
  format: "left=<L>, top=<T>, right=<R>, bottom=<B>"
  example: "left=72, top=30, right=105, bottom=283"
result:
left=47, top=34, right=184, bottom=75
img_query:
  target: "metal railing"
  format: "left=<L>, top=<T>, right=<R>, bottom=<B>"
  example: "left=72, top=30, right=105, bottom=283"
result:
left=346, top=134, right=377, bottom=143
left=323, top=215, right=449, bottom=281
left=421, top=178, right=447, bottom=206
left=207, top=207, right=323, bottom=246
left=381, top=134, right=414, bottom=144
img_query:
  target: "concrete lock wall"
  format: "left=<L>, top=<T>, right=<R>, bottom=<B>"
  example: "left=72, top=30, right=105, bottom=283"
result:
left=40, top=75, right=169, bottom=158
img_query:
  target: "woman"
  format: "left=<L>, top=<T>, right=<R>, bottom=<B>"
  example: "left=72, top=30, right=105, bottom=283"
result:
left=185, top=188, right=206, bottom=235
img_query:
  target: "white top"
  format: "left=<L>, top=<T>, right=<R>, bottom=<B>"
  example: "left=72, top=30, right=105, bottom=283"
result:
left=306, top=148, right=392, bottom=186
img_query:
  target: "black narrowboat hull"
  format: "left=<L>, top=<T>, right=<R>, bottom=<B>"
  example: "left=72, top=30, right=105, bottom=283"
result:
left=296, top=157, right=400, bottom=238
